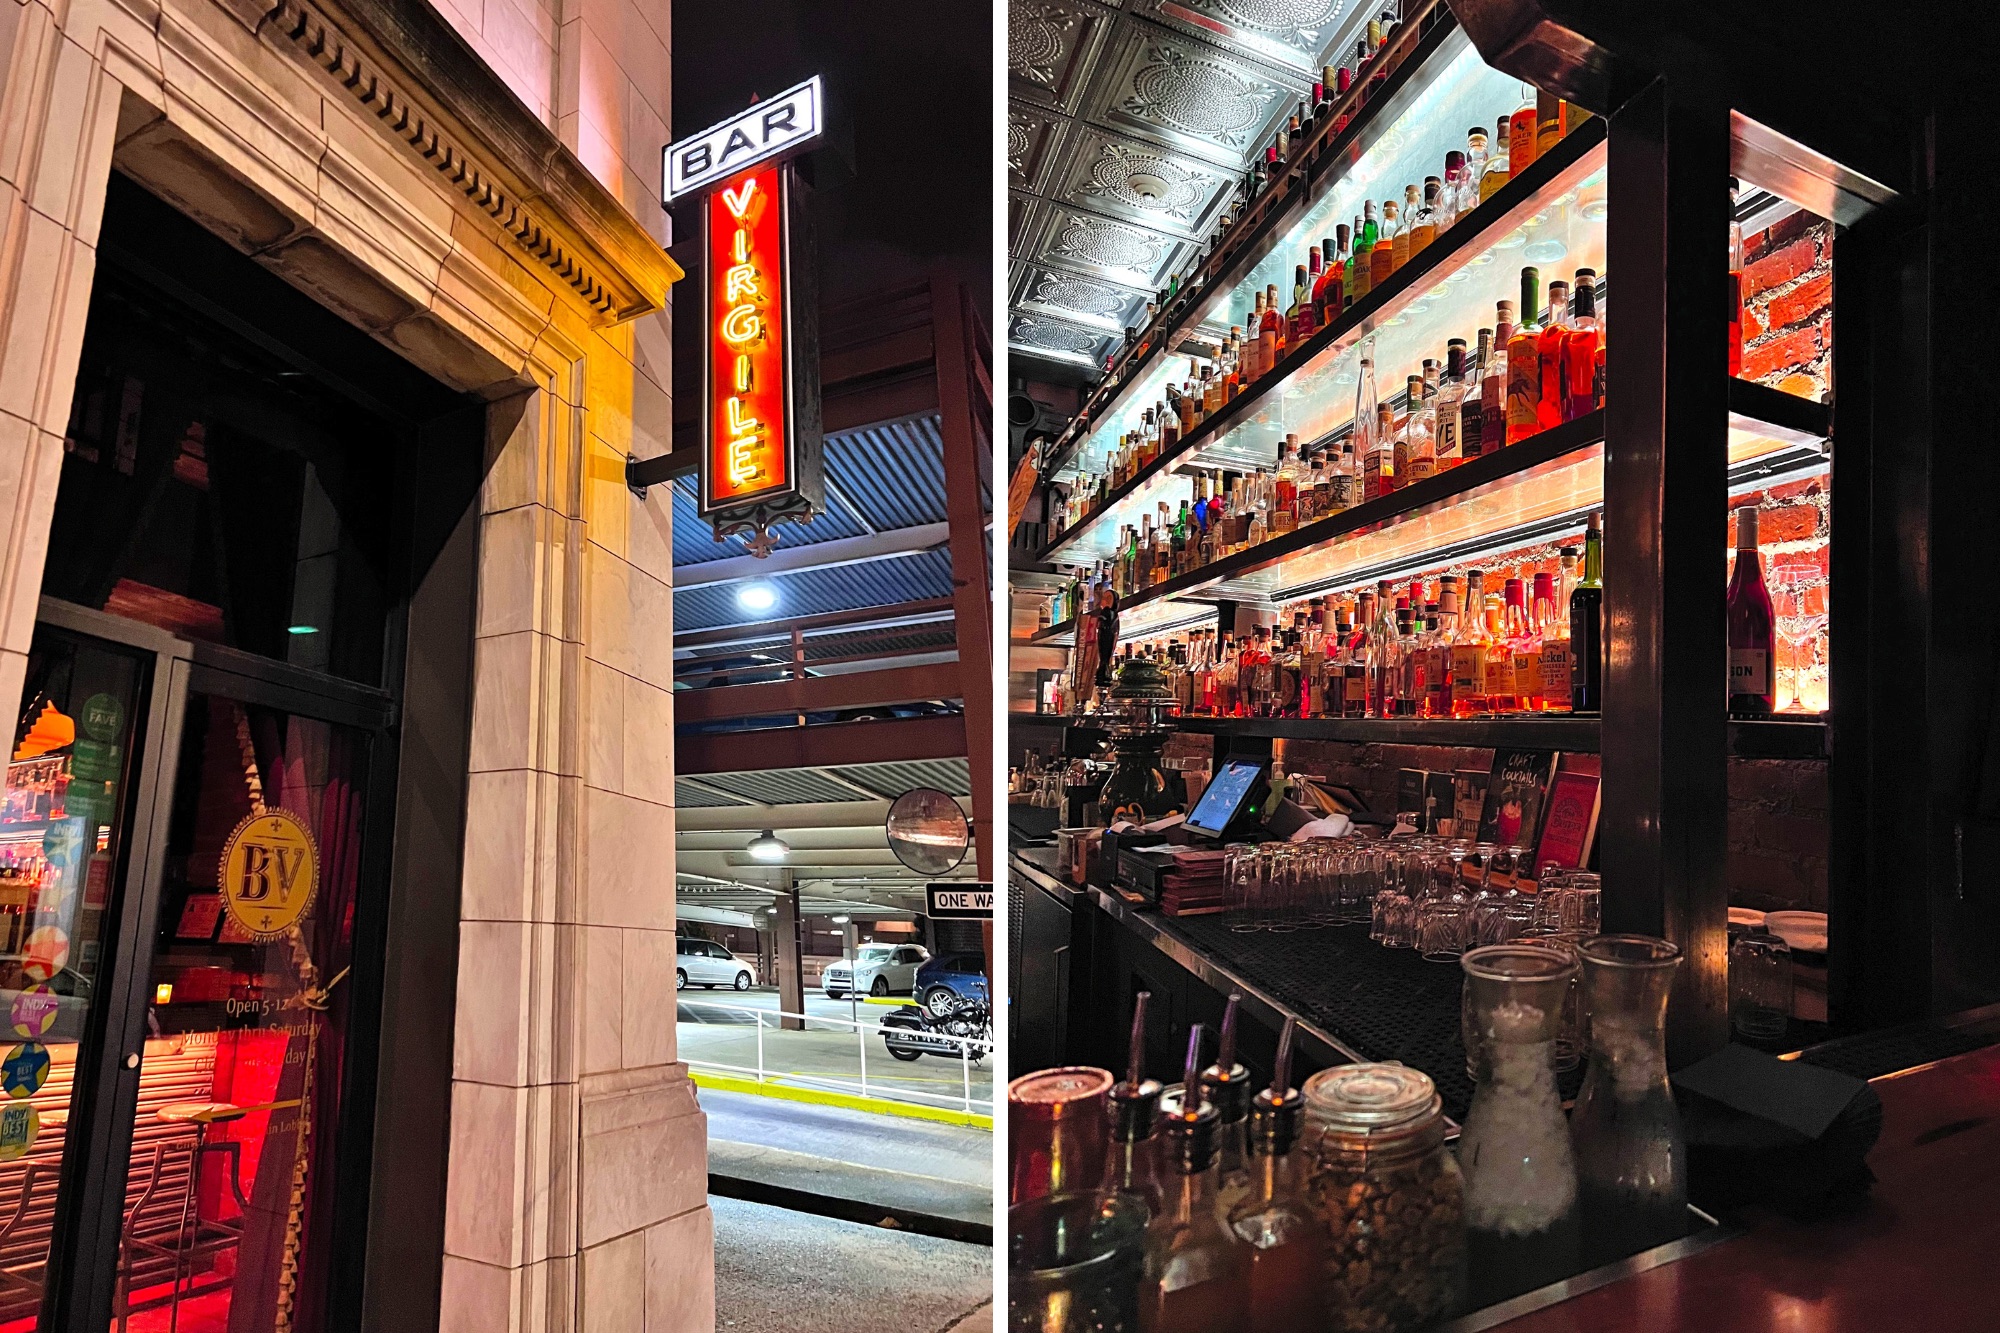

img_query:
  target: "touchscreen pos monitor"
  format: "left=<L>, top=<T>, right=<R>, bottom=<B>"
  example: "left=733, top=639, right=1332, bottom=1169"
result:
left=1183, top=758, right=1268, bottom=840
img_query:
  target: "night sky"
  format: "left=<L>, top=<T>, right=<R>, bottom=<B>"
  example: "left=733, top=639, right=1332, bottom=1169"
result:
left=669, top=0, right=992, bottom=310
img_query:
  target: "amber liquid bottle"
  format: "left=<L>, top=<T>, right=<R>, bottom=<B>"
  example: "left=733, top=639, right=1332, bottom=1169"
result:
left=1138, top=1026, right=1250, bottom=1333
left=1506, top=267, right=1543, bottom=444
left=1201, top=996, right=1255, bottom=1225
left=1104, top=992, right=1169, bottom=1218
left=1228, top=1019, right=1322, bottom=1325
left=1563, top=269, right=1602, bottom=420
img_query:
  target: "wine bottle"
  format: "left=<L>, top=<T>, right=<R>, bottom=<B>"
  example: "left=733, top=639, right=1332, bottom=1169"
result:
left=1726, top=505, right=1776, bottom=715
left=1569, top=514, right=1603, bottom=713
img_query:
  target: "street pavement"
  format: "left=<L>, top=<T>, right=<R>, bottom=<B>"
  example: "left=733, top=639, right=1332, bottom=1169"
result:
left=702, top=1086, right=992, bottom=1226
left=677, top=987, right=993, bottom=1111
left=710, top=1195, right=991, bottom=1333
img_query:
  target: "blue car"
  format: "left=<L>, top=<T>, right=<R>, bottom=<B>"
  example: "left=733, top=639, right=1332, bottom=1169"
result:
left=915, top=950, right=989, bottom=1015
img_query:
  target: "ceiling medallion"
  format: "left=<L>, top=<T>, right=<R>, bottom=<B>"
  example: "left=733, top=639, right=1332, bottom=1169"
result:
left=1208, top=0, right=1345, bottom=37
left=1052, top=213, right=1165, bottom=272
left=1010, top=2, right=1076, bottom=87
left=1032, top=273, right=1133, bottom=321
left=1124, top=44, right=1270, bottom=147
left=1012, top=315, right=1105, bottom=356
left=1008, top=113, right=1034, bottom=176
left=1079, top=141, right=1207, bottom=220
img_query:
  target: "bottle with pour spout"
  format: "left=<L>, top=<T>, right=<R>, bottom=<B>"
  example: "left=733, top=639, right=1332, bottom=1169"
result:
left=1227, top=1018, right=1323, bottom=1323
left=1137, top=1025, right=1250, bottom=1332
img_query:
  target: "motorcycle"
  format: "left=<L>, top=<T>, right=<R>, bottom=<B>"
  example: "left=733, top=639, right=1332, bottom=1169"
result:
left=880, top=996, right=992, bottom=1063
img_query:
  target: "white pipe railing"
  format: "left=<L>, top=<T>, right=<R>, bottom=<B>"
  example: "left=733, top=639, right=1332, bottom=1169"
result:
left=676, top=999, right=994, bottom=1117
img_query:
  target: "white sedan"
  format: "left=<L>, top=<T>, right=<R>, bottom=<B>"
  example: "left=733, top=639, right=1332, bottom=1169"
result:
left=675, top=938, right=758, bottom=990
left=822, top=943, right=929, bottom=998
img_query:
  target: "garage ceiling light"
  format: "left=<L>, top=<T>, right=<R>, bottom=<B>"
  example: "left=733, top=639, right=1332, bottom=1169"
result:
left=736, top=582, right=778, bottom=611
left=745, top=829, right=789, bottom=862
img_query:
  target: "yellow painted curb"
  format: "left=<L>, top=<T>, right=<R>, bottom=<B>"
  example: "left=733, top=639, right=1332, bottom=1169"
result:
left=690, top=1069, right=993, bottom=1130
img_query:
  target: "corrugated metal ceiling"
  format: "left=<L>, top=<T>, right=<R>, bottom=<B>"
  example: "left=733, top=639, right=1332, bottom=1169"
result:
left=672, top=546, right=956, bottom=634
left=828, top=758, right=974, bottom=799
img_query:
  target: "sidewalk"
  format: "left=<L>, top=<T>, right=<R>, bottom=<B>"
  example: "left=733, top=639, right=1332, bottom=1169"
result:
left=711, top=1195, right=992, bottom=1333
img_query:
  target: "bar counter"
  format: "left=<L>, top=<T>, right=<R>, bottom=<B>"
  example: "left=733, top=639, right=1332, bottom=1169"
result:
left=1011, top=841, right=2000, bottom=1332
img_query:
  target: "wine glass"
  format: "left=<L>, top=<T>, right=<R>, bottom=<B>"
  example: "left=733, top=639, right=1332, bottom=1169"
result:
left=1769, top=564, right=1826, bottom=713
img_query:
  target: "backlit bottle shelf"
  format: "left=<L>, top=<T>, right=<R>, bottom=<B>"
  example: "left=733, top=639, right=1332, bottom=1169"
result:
left=1048, top=10, right=1470, bottom=484
left=1041, top=120, right=1609, bottom=564
left=1031, top=377, right=1828, bottom=643
left=1165, top=712, right=1825, bottom=758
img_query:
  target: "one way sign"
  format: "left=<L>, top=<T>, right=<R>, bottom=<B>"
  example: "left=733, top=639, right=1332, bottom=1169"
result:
left=926, top=882, right=994, bottom=920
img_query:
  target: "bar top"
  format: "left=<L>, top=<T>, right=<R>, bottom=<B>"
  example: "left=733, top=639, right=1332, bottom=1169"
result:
left=1493, top=1041, right=2000, bottom=1333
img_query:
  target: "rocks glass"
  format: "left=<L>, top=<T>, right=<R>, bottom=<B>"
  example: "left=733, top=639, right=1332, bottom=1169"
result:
left=1729, top=928, right=1793, bottom=1045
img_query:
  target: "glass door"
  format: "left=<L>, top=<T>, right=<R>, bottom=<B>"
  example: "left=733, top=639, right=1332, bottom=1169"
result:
left=104, top=671, right=382, bottom=1333
left=0, top=622, right=161, bottom=1332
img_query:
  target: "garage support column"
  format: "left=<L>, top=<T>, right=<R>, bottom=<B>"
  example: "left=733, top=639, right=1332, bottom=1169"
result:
left=775, top=879, right=805, bottom=1032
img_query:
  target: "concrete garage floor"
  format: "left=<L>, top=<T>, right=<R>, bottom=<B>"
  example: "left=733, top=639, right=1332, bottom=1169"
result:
left=710, top=1195, right=992, bottom=1333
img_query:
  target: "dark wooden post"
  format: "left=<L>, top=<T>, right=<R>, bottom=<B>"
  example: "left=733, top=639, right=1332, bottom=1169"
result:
left=1601, top=75, right=1732, bottom=1063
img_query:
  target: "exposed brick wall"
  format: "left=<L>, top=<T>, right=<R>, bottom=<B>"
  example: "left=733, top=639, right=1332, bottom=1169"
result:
left=1741, top=212, right=1833, bottom=398
left=1728, top=757, right=1829, bottom=914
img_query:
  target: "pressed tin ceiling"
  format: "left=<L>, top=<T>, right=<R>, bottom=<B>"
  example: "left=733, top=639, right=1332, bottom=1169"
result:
left=1008, top=0, right=1381, bottom=378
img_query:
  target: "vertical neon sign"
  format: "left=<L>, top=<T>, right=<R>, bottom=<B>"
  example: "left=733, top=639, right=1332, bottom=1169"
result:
left=704, top=164, right=789, bottom=508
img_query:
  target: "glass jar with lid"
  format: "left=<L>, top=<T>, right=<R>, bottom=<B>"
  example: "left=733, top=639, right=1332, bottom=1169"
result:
left=1299, top=1063, right=1466, bottom=1331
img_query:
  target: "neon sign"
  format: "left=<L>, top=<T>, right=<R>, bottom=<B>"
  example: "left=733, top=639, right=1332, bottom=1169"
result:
left=698, top=162, right=822, bottom=545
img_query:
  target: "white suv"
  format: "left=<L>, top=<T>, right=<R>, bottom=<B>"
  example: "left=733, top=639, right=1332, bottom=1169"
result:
left=675, top=938, right=757, bottom=991
left=822, top=943, right=929, bottom=998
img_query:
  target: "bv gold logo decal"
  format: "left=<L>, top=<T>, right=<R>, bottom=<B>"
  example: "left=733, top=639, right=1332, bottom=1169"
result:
left=219, top=810, right=319, bottom=941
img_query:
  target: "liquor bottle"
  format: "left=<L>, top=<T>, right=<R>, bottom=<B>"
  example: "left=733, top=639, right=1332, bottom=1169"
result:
left=1537, top=88, right=1563, bottom=156
left=1563, top=269, right=1602, bottom=420
left=1536, top=277, right=1569, bottom=432
left=1727, top=504, right=1776, bottom=715
left=1224, top=1016, right=1320, bottom=1320
left=1407, top=176, right=1442, bottom=258
left=1463, top=329, right=1491, bottom=458
left=1225, top=328, right=1244, bottom=398
left=1463, top=128, right=1491, bottom=215
left=1405, top=374, right=1437, bottom=483
left=1375, top=401, right=1398, bottom=494
left=1533, top=572, right=1570, bottom=712
left=1483, top=303, right=1513, bottom=449
left=1430, top=579, right=1460, bottom=717
left=1367, top=581, right=1398, bottom=717
left=1353, top=206, right=1376, bottom=302
left=1453, top=569, right=1489, bottom=716
left=1393, top=603, right=1421, bottom=716
left=1481, top=586, right=1516, bottom=712
left=1315, top=228, right=1347, bottom=324
left=1394, top=184, right=1421, bottom=270
left=1371, top=199, right=1398, bottom=290
left=1505, top=577, right=1542, bottom=710
left=1353, top=354, right=1384, bottom=500
left=1440, top=152, right=1466, bottom=232
left=1104, top=992, right=1168, bottom=1218
left=1340, top=608, right=1369, bottom=717
left=1260, top=284, right=1283, bottom=376
left=1144, top=1020, right=1248, bottom=1320
left=1509, top=85, right=1538, bottom=177
left=1569, top=513, right=1604, bottom=712
left=1506, top=267, right=1542, bottom=444
left=1482, top=118, right=1512, bottom=200
left=1287, top=264, right=1315, bottom=346
left=1202, top=996, right=1256, bottom=1223
left=1436, top=338, right=1469, bottom=468
left=1245, top=294, right=1266, bottom=381
left=1272, top=435, right=1300, bottom=534
left=1727, top=177, right=1744, bottom=377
